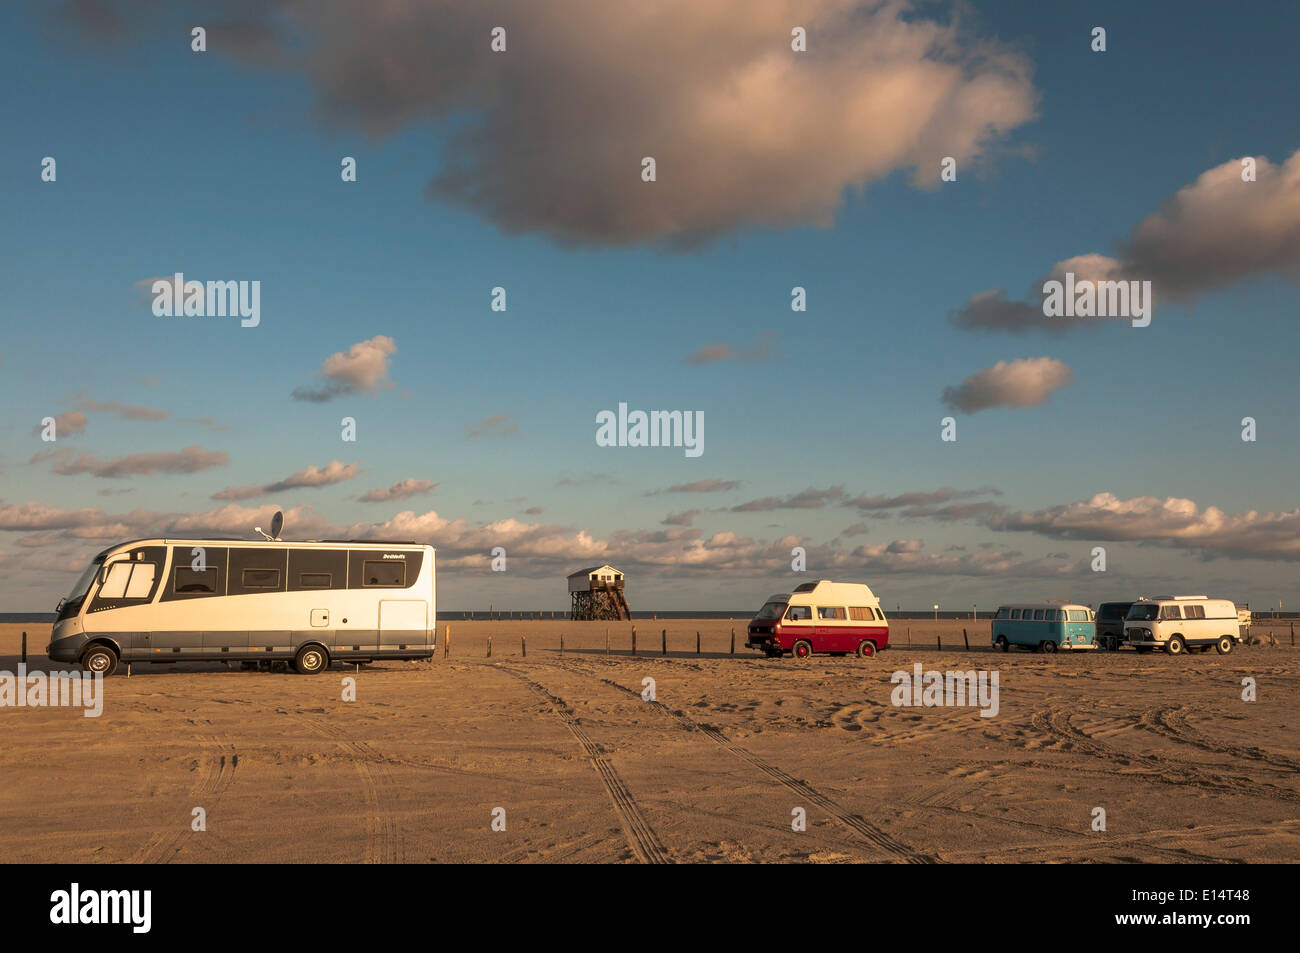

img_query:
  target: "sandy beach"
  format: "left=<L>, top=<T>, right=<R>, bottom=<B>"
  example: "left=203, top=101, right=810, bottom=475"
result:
left=1, top=619, right=1297, bottom=864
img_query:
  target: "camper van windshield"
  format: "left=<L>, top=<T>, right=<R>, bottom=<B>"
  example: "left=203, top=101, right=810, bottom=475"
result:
left=755, top=601, right=786, bottom=621
left=57, top=559, right=102, bottom=619
left=1127, top=604, right=1160, bottom=621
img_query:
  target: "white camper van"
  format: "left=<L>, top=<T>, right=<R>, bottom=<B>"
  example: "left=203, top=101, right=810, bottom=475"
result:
left=1123, top=595, right=1241, bottom=655
left=47, top=536, right=436, bottom=675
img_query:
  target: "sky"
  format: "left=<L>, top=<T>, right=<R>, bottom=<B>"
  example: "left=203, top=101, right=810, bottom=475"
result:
left=2, top=0, right=1299, bottom=613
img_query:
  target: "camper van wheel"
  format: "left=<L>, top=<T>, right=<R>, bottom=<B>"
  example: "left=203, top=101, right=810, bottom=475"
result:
left=1040, top=640, right=1057, bottom=654
left=792, top=640, right=813, bottom=660
left=293, top=645, right=329, bottom=675
left=995, top=636, right=1009, bottom=653
left=856, top=640, right=876, bottom=658
left=1166, top=636, right=1186, bottom=656
left=80, top=644, right=118, bottom=677
left=1215, top=636, right=1234, bottom=655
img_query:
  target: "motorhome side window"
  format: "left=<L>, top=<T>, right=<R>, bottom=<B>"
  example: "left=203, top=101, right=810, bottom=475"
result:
left=1010, top=609, right=1021, bottom=619
left=1160, top=605, right=1182, bottom=619
left=241, top=568, right=280, bottom=589
left=785, top=605, right=812, bottom=621
left=175, top=565, right=221, bottom=594
left=1032, top=609, right=1045, bottom=620
left=849, top=607, right=875, bottom=621
left=363, top=560, right=406, bottom=587
left=817, top=606, right=847, bottom=620
left=1185, top=605, right=1205, bottom=619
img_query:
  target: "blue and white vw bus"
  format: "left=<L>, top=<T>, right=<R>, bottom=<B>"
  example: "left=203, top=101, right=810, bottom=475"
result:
left=991, top=602, right=1097, bottom=653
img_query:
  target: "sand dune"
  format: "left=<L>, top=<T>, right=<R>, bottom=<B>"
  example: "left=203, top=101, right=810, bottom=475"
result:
left=1, top=620, right=1296, bottom=863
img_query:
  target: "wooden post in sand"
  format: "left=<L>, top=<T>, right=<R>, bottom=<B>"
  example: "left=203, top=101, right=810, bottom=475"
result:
left=522, top=635, right=527, bottom=658
left=1291, top=622, right=1295, bottom=646
left=907, top=626, right=911, bottom=646
left=696, top=630, right=701, bottom=655
left=937, top=633, right=942, bottom=652
left=730, top=628, right=735, bottom=654
left=605, top=627, right=609, bottom=656
left=963, top=628, right=969, bottom=651
left=662, top=628, right=667, bottom=656
left=487, top=636, right=493, bottom=658
left=632, top=626, right=637, bottom=656
left=444, top=625, right=451, bottom=658
left=560, top=634, right=564, bottom=656
left=21, top=632, right=27, bottom=664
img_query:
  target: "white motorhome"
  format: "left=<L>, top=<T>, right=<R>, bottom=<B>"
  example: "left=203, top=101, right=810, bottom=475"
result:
left=47, top=536, right=436, bottom=675
left=1123, top=595, right=1241, bottom=656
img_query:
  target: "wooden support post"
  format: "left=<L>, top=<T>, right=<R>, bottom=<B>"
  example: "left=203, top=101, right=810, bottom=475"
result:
left=487, top=636, right=492, bottom=658
left=632, top=626, right=637, bottom=656
left=21, top=631, right=27, bottom=665
left=522, top=635, right=527, bottom=658
left=937, top=633, right=942, bottom=652
left=444, top=625, right=451, bottom=658
left=907, top=626, right=911, bottom=646
left=730, top=628, right=735, bottom=654
left=662, top=628, right=667, bottom=656
left=696, top=630, right=701, bottom=655
left=560, top=634, right=564, bottom=656
left=963, top=628, right=970, bottom=651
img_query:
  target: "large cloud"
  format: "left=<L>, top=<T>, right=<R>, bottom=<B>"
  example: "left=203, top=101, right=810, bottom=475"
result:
left=986, top=492, right=1300, bottom=561
left=57, top=0, right=1037, bottom=247
left=292, top=336, right=396, bottom=402
left=212, top=460, right=362, bottom=500
left=941, top=357, right=1073, bottom=413
left=30, top=445, right=228, bottom=478
left=953, top=150, right=1300, bottom=332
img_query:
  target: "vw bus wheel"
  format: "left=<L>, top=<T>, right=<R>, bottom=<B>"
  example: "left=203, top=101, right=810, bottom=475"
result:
left=1040, top=640, right=1057, bottom=654
left=857, top=640, right=876, bottom=658
left=294, top=645, right=329, bottom=674
left=1216, top=636, right=1233, bottom=655
left=1166, top=636, right=1185, bottom=656
left=792, top=640, right=813, bottom=660
left=995, top=636, right=1009, bottom=653
left=80, top=644, right=118, bottom=677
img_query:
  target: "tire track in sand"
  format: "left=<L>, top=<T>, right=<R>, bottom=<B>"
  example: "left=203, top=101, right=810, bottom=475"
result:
left=1138, top=705, right=1300, bottom=773
left=1031, top=705, right=1300, bottom=805
left=303, top=718, right=403, bottom=864
left=552, top=659, right=935, bottom=864
left=496, top=667, right=669, bottom=864
left=132, top=733, right=238, bottom=863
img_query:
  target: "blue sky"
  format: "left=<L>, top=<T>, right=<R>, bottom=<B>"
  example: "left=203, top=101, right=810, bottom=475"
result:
left=2, top=1, right=1299, bottom=611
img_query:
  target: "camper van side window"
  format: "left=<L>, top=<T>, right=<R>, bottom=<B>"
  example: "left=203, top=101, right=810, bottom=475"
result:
left=123, top=563, right=157, bottom=599
left=1160, top=605, right=1183, bottom=620
left=174, top=566, right=220, bottom=595
left=1010, top=609, right=1021, bottom=619
left=1033, top=609, right=1045, bottom=621
left=97, top=563, right=134, bottom=599
left=1185, top=605, right=1205, bottom=619
left=241, top=568, right=280, bottom=589
left=849, top=607, right=873, bottom=621
left=300, top=572, right=332, bottom=589
left=363, top=560, right=406, bottom=587
left=817, top=607, right=847, bottom=620
left=785, top=605, right=812, bottom=621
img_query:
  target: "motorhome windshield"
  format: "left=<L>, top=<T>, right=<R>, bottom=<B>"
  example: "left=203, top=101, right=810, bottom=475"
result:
left=57, top=559, right=102, bottom=620
left=1127, top=603, right=1160, bottom=621
left=755, top=600, right=786, bottom=621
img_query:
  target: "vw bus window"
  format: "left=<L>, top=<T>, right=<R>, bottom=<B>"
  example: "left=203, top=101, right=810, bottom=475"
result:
left=1160, top=604, right=1183, bottom=620
left=817, top=607, right=846, bottom=620
left=1010, top=608, right=1021, bottom=619
left=785, top=605, right=813, bottom=621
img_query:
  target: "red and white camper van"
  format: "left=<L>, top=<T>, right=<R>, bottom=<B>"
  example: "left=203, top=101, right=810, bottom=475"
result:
left=745, top=580, right=890, bottom=659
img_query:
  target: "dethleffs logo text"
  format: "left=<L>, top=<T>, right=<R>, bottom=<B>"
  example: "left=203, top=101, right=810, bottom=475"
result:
left=595, top=403, right=703, bottom=458
left=50, top=883, right=151, bottom=933
left=152, top=272, right=260, bottom=327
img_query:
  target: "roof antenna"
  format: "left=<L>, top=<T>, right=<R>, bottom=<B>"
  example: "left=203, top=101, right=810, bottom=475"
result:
left=255, top=510, right=284, bottom=542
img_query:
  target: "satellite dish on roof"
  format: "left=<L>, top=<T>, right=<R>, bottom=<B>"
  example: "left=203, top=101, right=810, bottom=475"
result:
left=254, top=510, right=285, bottom=542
